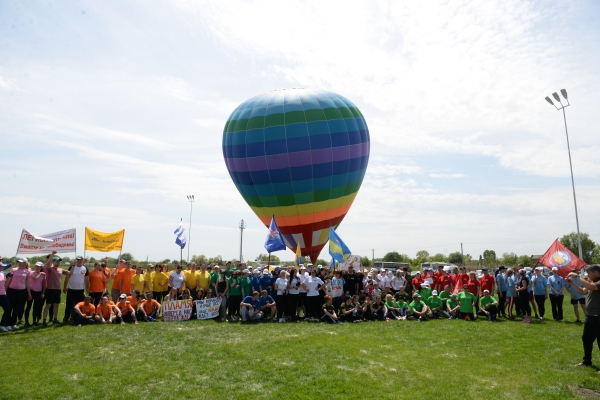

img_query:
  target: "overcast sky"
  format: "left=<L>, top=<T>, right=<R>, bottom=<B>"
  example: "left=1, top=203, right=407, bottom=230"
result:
left=1, top=1, right=599, bottom=263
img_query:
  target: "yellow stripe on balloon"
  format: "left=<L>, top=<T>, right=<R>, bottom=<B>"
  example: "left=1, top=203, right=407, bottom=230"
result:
left=250, top=192, right=358, bottom=218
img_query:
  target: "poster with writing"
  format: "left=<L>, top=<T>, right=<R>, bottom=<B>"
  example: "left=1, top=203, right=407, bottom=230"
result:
left=339, top=255, right=361, bottom=271
left=195, top=297, right=222, bottom=320
left=162, top=299, right=194, bottom=321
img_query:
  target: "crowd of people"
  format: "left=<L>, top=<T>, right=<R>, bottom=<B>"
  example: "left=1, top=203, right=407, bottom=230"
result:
left=0, top=250, right=589, bottom=329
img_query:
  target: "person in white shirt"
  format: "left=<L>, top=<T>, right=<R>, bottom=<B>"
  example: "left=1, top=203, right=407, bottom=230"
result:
left=63, top=256, right=89, bottom=324
left=304, top=270, right=324, bottom=321
left=391, top=270, right=406, bottom=295
left=168, top=264, right=186, bottom=293
left=297, top=266, right=308, bottom=318
left=274, top=270, right=288, bottom=323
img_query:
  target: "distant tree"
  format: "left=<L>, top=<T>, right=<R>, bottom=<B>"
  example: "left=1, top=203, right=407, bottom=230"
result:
left=500, top=252, right=518, bottom=266
left=315, top=259, right=329, bottom=267
left=120, top=253, right=134, bottom=262
left=208, top=255, right=223, bottom=265
left=361, top=256, right=371, bottom=267
left=160, top=259, right=171, bottom=264
left=191, top=254, right=207, bottom=265
left=430, top=253, right=447, bottom=262
left=383, top=252, right=403, bottom=262
left=415, top=250, right=430, bottom=262
left=447, top=252, right=463, bottom=265
left=482, top=250, right=496, bottom=267
left=464, top=254, right=473, bottom=264
left=62, top=256, right=71, bottom=263
left=560, top=232, right=597, bottom=264
left=256, top=253, right=280, bottom=264
left=593, top=244, right=600, bottom=264
left=89, top=257, right=96, bottom=264
left=517, top=255, right=531, bottom=268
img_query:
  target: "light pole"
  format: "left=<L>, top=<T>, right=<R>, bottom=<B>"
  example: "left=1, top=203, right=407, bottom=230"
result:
left=186, top=195, right=194, bottom=262
left=239, top=219, right=246, bottom=262
left=545, top=89, right=583, bottom=260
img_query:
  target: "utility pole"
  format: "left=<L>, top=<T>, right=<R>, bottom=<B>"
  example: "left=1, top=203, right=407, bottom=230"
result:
left=460, top=242, right=464, bottom=267
left=239, top=219, right=246, bottom=262
left=186, top=195, right=194, bottom=262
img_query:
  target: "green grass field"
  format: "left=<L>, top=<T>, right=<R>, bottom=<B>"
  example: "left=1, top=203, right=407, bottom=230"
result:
left=1, top=300, right=600, bottom=400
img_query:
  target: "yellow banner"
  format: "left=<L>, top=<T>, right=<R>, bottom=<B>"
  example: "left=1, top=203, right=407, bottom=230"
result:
left=84, top=227, right=125, bottom=252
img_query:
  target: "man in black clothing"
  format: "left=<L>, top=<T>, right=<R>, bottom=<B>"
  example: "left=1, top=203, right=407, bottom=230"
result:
left=343, top=266, right=358, bottom=296
left=568, top=265, right=600, bottom=370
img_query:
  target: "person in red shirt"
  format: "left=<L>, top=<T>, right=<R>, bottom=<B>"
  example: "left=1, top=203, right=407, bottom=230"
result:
left=457, top=267, right=470, bottom=289
left=436, top=271, right=451, bottom=293
left=480, top=267, right=496, bottom=294
left=467, top=272, right=481, bottom=313
left=72, top=295, right=96, bottom=326
left=434, top=265, right=444, bottom=282
left=412, top=272, right=423, bottom=292
left=115, top=294, right=138, bottom=324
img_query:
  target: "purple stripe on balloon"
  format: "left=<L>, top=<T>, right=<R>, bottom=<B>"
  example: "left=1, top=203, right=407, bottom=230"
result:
left=225, top=142, right=369, bottom=172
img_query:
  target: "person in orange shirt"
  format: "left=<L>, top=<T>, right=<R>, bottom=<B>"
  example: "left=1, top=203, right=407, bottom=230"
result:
left=88, top=262, right=107, bottom=306
left=141, top=292, right=161, bottom=321
left=115, top=293, right=138, bottom=324
left=73, top=295, right=96, bottom=326
left=94, top=295, right=116, bottom=324
left=111, top=260, right=126, bottom=302
left=117, top=261, right=136, bottom=296
left=126, top=290, right=147, bottom=321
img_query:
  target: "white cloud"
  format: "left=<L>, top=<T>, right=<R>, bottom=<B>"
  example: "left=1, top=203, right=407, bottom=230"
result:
left=429, top=174, right=467, bottom=178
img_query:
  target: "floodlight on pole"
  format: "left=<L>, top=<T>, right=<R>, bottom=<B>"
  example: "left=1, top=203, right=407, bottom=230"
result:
left=544, top=88, right=582, bottom=260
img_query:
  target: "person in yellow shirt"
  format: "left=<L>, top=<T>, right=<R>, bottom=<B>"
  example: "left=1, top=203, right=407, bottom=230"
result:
left=131, top=266, right=146, bottom=295
left=197, top=264, right=211, bottom=294
left=143, top=265, right=153, bottom=294
left=184, top=263, right=198, bottom=298
left=152, top=265, right=168, bottom=303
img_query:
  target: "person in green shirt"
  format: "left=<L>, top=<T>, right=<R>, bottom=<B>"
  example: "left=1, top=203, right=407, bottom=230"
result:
left=408, top=293, right=431, bottom=321
left=439, top=285, right=452, bottom=308
left=210, top=265, right=220, bottom=293
left=457, top=284, right=476, bottom=320
left=427, top=290, right=451, bottom=319
left=478, top=289, right=499, bottom=321
left=224, top=261, right=232, bottom=278
left=227, top=271, right=243, bottom=321
left=240, top=269, right=253, bottom=298
left=446, top=294, right=460, bottom=319
left=417, top=283, right=433, bottom=302
left=385, top=294, right=400, bottom=320
left=394, top=293, right=409, bottom=320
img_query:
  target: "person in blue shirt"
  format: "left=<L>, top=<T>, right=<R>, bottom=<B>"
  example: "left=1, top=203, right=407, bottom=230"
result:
left=240, top=291, right=262, bottom=323
left=532, top=267, right=548, bottom=321
left=524, top=267, right=539, bottom=319
left=496, top=266, right=508, bottom=318
left=258, top=290, right=276, bottom=321
left=258, top=270, right=273, bottom=295
left=506, top=269, right=517, bottom=319
left=251, top=270, right=261, bottom=293
left=565, top=270, right=586, bottom=323
left=547, top=267, right=565, bottom=321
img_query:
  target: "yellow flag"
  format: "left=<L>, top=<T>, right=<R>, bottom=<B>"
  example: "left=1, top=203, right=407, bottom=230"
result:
left=84, top=227, right=125, bottom=252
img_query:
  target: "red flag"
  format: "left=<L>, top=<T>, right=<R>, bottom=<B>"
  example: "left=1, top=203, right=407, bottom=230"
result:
left=539, top=239, right=587, bottom=278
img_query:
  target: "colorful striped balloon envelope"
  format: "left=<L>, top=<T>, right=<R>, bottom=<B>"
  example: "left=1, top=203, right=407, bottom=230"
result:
left=222, top=88, right=370, bottom=263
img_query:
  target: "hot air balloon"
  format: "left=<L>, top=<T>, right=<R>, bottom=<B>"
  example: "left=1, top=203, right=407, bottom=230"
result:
left=222, top=88, right=370, bottom=263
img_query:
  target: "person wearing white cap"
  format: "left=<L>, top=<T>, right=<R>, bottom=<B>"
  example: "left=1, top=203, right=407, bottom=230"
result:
left=297, top=265, right=308, bottom=318
left=6, top=257, right=31, bottom=329
left=259, top=269, right=272, bottom=295
left=548, top=267, right=566, bottom=321
left=427, top=290, right=450, bottom=319
left=478, top=290, right=499, bottom=321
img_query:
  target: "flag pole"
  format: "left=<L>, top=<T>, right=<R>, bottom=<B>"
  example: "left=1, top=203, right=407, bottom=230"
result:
left=268, top=253, right=271, bottom=268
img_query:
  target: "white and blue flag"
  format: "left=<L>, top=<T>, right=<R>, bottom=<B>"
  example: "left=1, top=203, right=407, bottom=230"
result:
left=264, top=216, right=286, bottom=253
left=174, top=219, right=187, bottom=249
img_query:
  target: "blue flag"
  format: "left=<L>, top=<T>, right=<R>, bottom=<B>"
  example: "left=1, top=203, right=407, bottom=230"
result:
left=329, top=227, right=351, bottom=264
left=264, top=216, right=286, bottom=253
left=174, top=219, right=186, bottom=249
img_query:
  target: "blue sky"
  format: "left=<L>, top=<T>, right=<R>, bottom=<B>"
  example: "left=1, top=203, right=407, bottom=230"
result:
left=1, top=0, right=599, bottom=262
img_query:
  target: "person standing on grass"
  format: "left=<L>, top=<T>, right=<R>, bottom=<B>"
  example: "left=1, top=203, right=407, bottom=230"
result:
left=321, top=295, right=339, bottom=323
left=408, top=293, right=430, bottom=321
left=548, top=267, right=565, bottom=321
left=43, top=253, right=71, bottom=326
left=467, top=272, right=481, bottom=313
left=566, top=265, right=600, bottom=369
left=196, top=264, right=212, bottom=297
left=25, top=262, right=46, bottom=326
left=72, top=295, right=95, bottom=327
left=141, top=292, right=160, bottom=321
left=457, top=284, right=476, bottom=320
left=215, top=269, right=229, bottom=321
left=516, top=269, right=532, bottom=323
left=94, top=295, right=116, bottom=324
left=228, top=270, right=243, bottom=321
left=63, top=256, right=89, bottom=324
left=532, top=267, right=548, bottom=321
left=152, top=265, right=168, bottom=303
left=0, top=266, right=13, bottom=332
left=305, top=270, right=323, bottom=321
left=496, top=266, right=508, bottom=318
left=143, top=265, right=153, bottom=294
left=287, top=269, right=300, bottom=322
left=6, top=258, right=31, bottom=329
left=88, top=262, right=107, bottom=307
left=446, top=294, right=460, bottom=319
left=478, top=290, right=499, bottom=321
left=111, top=260, right=126, bottom=302
left=169, top=264, right=185, bottom=295
left=565, top=270, right=586, bottom=323
left=506, top=269, right=517, bottom=319
left=131, top=265, right=146, bottom=297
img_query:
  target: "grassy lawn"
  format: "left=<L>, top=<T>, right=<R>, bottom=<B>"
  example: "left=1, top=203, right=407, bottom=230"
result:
left=1, top=301, right=600, bottom=400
